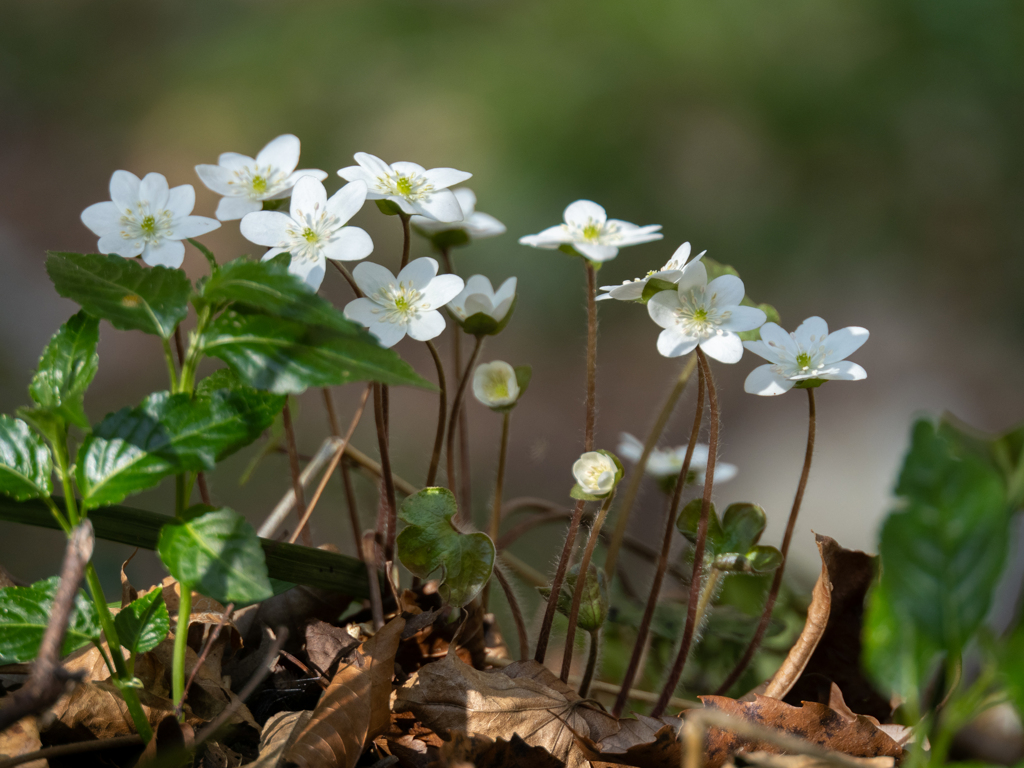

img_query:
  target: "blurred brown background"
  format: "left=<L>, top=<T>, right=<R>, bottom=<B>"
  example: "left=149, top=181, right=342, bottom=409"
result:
left=1, top=0, right=1022, bottom=608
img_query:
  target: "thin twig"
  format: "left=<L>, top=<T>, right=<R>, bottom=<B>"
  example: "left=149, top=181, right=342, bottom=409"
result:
left=424, top=340, right=448, bottom=487
left=653, top=348, right=719, bottom=717
left=0, top=735, right=145, bottom=768
left=195, top=472, right=212, bottom=506
left=492, top=564, right=529, bottom=661
left=0, top=521, right=93, bottom=732
left=343, top=444, right=419, bottom=497
left=716, top=387, right=817, bottom=695
left=341, top=461, right=363, bottom=561
left=281, top=399, right=312, bottom=547
left=447, top=335, right=484, bottom=525
left=373, top=384, right=399, bottom=563
left=615, top=365, right=705, bottom=716
left=399, top=212, right=412, bottom=269
left=177, top=604, right=233, bottom=718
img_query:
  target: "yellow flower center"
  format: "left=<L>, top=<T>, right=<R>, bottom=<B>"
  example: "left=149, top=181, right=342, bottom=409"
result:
left=140, top=215, right=157, bottom=235
left=395, top=176, right=414, bottom=196
left=252, top=176, right=268, bottom=193
left=302, top=227, right=318, bottom=243
left=796, top=352, right=812, bottom=369
left=582, top=223, right=602, bottom=241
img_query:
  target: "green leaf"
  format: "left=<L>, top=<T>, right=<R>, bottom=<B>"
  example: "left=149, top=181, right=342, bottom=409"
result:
left=538, top=563, right=608, bottom=633
left=0, top=576, right=101, bottom=663
left=375, top=199, right=403, bottom=216
left=939, top=415, right=1024, bottom=509
left=570, top=484, right=605, bottom=501
left=458, top=295, right=518, bottom=337
left=46, top=252, right=192, bottom=339
left=415, top=227, right=470, bottom=251
left=719, top=503, right=768, bottom=556
left=201, top=310, right=431, bottom=394
left=396, top=487, right=495, bottom=607
left=713, top=545, right=783, bottom=574
left=28, top=311, right=100, bottom=428
left=0, top=416, right=53, bottom=501
left=999, top=618, right=1024, bottom=720
left=864, top=420, right=1009, bottom=699
left=157, top=507, right=273, bottom=604
left=678, top=501, right=772, bottom=570
left=201, top=254, right=355, bottom=332
left=114, top=588, right=170, bottom=655
left=77, top=388, right=283, bottom=509
left=677, top=498, right=726, bottom=556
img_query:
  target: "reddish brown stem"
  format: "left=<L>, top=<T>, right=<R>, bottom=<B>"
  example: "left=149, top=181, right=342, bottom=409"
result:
left=533, top=498, right=586, bottom=664
left=281, top=399, right=312, bottom=547
left=447, top=335, right=484, bottom=524
left=425, top=340, right=447, bottom=487
left=715, top=387, right=817, bottom=695
left=652, top=348, right=719, bottom=716
left=493, top=564, right=529, bottom=661
left=373, top=383, right=398, bottom=563
left=613, top=365, right=705, bottom=717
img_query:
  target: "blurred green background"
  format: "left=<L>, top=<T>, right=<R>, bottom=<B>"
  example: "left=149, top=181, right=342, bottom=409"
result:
left=1, top=0, right=1023, bottom=658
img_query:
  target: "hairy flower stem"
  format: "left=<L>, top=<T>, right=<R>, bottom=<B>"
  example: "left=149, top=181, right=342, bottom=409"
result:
left=483, top=411, right=511, bottom=612
left=399, top=212, right=412, bottom=269
left=493, top=564, right=529, bottom=661
left=171, top=586, right=191, bottom=720
left=652, top=348, right=720, bottom=717
left=535, top=261, right=601, bottom=664
left=281, top=399, right=312, bottom=547
left=613, top=366, right=705, bottom=717
left=425, top=340, right=448, bottom=487
left=715, top=388, right=817, bottom=695
left=560, top=490, right=615, bottom=682
left=693, top=567, right=724, bottom=632
left=447, top=335, right=484, bottom=524
left=372, top=383, right=399, bottom=563
left=579, top=629, right=601, bottom=697
left=440, top=249, right=474, bottom=518
left=605, top=354, right=698, bottom=580
left=330, top=260, right=362, bottom=296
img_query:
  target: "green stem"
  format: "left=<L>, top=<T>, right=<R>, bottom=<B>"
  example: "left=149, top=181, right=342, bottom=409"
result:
left=424, top=340, right=448, bottom=488
left=161, top=338, right=179, bottom=391
left=53, top=439, right=80, bottom=527
left=175, top=474, right=189, bottom=518
left=177, top=306, right=210, bottom=395
left=172, top=585, right=192, bottom=721
left=579, top=629, right=601, bottom=697
left=604, top=354, right=697, bottom=579
left=693, top=567, right=724, bottom=632
left=85, top=565, right=152, bottom=741
left=42, top=495, right=72, bottom=536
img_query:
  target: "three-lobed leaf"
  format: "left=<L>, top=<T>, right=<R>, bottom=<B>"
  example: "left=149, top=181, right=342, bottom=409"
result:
left=114, top=587, right=170, bottom=655
left=677, top=501, right=779, bottom=574
left=46, top=252, right=191, bottom=339
left=201, top=310, right=431, bottom=395
left=28, top=311, right=100, bottom=428
left=77, top=388, right=283, bottom=509
left=0, top=415, right=53, bottom=501
left=158, top=506, right=273, bottom=604
left=0, top=576, right=101, bottom=663
left=396, top=487, right=495, bottom=608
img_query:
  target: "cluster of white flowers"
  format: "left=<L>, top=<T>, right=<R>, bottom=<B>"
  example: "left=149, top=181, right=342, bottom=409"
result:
left=617, top=433, right=738, bottom=485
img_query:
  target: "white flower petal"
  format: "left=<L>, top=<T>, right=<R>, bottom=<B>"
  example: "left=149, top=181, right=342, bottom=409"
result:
left=564, top=200, right=606, bottom=228
left=98, top=231, right=142, bottom=258
left=598, top=282, right=645, bottom=302
left=352, top=152, right=393, bottom=177
left=573, top=242, right=618, bottom=261
left=794, top=316, right=830, bottom=348
left=272, top=169, right=328, bottom=199
left=657, top=328, right=699, bottom=358
left=463, top=295, right=492, bottom=317
left=218, top=152, right=253, bottom=171
left=411, top=189, right=464, bottom=222
left=368, top=317, right=408, bottom=348
left=256, top=134, right=301, bottom=174
left=675, top=260, right=708, bottom=295
left=648, top=290, right=683, bottom=329
left=141, top=239, right=185, bottom=268
left=519, top=224, right=570, bottom=248
left=139, top=173, right=169, bottom=210
left=166, top=184, right=196, bottom=218
left=492, top=295, right=514, bottom=321
left=422, top=167, right=473, bottom=191
left=195, top=164, right=236, bottom=196
left=326, top=181, right=367, bottom=225
left=706, top=274, right=745, bottom=309
left=420, top=273, right=465, bottom=309
left=391, top=161, right=427, bottom=176
left=758, top=322, right=799, bottom=356
left=742, top=339, right=777, bottom=363
left=352, top=261, right=398, bottom=299
left=720, top=305, right=767, bottom=333
left=343, top=297, right=381, bottom=327
left=287, top=255, right=326, bottom=292
left=462, top=274, right=494, bottom=297
left=826, top=360, right=867, bottom=381
left=240, top=211, right=294, bottom=247
left=396, top=257, right=439, bottom=292
left=216, top=196, right=262, bottom=221
left=669, top=242, right=692, bottom=265
left=408, top=309, right=447, bottom=341
left=337, top=165, right=379, bottom=188
left=81, top=201, right=121, bottom=236
left=823, top=326, right=869, bottom=363
left=171, top=215, right=219, bottom=240
left=744, top=364, right=795, bottom=396
left=453, top=188, right=477, bottom=216
left=616, top=433, right=645, bottom=463
left=289, top=176, right=327, bottom=218
left=616, top=224, right=664, bottom=245
left=109, top=170, right=140, bottom=212
left=700, top=333, right=744, bottom=364
left=467, top=211, right=506, bottom=238
left=322, top=226, right=373, bottom=262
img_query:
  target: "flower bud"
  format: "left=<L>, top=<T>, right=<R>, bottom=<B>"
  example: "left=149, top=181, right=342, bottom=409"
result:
left=572, top=451, right=621, bottom=498
left=472, top=361, right=520, bottom=409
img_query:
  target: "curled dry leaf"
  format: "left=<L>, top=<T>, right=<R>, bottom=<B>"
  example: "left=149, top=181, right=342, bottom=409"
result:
left=304, top=618, right=359, bottom=677
left=436, top=731, right=565, bottom=768
left=0, top=716, right=46, bottom=768
left=394, top=654, right=617, bottom=768
left=575, top=714, right=684, bottom=768
left=374, top=709, right=446, bottom=768
left=243, top=710, right=312, bottom=768
left=284, top=616, right=405, bottom=768
left=698, top=694, right=903, bottom=768
left=765, top=535, right=890, bottom=722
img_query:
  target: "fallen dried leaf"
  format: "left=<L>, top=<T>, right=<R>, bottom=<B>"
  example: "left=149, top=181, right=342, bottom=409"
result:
left=243, top=710, right=312, bottom=767
left=304, top=619, right=358, bottom=678
left=374, top=710, right=445, bottom=768
left=285, top=616, right=405, bottom=768
left=436, top=731, right=564, bottom=768
left=698, top=694, right=903, bottom=768
left=0, top=716, right=46, bottom=768
left=121, top=551, right=139, bottom=607
left=723, top=749, right=895, bottom=768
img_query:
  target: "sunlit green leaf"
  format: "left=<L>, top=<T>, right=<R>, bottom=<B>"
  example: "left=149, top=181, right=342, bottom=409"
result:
left=46, top=252, right=191, bottom=338
left=28, top=311, right=100, bottom=429
left=0, top=576, right=100, bottom=663
left=114, top=588, right=169, bottom=655
left=0, top=416, right=53, bottom=501
left=158, top=506, right=272, bottom=604
left=396, top=487, right=494, bottom=607
left=538, top=562, right=608, bottom=632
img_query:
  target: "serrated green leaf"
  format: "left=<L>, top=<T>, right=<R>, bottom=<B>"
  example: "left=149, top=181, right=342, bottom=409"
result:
left=201, top=254, right=354, bottom=332
left=0, top=416, right=53, bottom=501
left=114, top=587, right=170, bottom=655
left=195, top=368, right=247, bottom=397
left=0, top=576, right=101, bottom=663
left=46, top=252, right=191, bottom=339
left=538, top=563, right=608, bottom=632
left=201, top=310, right=431, bottom=394
left=28, top=311, right=100, bottom=428
left=158, top=507, right=272, bottom=604
left=77, top=388, right=282, bottom=509
left=396, top=487, right=494, bottom=607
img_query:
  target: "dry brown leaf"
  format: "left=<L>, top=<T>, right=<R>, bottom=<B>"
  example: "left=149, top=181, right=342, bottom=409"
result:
left=575, top=714, right=685, bottom=768
left=151, top=578, right=243, bottom=651
left=394, top=654, right=617, bottom=768
left=0, top=716, right=46, bottom=768
left=435, top=731, right=565, bottom=768
left=698, top=694, right=903, bottom=768
left=285, top=616, right=405, bottom=768
left=723, top=749, right=895, bottom=768
left=304, top=619, right=359, bottom=677
left=121, top=550, right=140, bottom=607
left=242, top=710, right=312, bottom=767
left=374, top=710, right=446, bottom=768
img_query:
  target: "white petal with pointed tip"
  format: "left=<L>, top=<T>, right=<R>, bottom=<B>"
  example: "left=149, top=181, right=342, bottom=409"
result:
left=744, top=365, right=795, bottom=396
left=139, top=173, right=169, bottom=210
left=240, top=211, right=293, bottom=247
left=323, top=227, right=373, bottom=262
left=823, top=327, right=869, bottom=363
left=327, top=181, right=367, bottom=224
left=423, top=167, right=473, bottom=190
left=81, top=201, right=122, bottom=235
left=110, top=170, right=141, bottom=212
left=171, top=215, right=219, bottom=240
left=352, top=261, right=398, bottom=299
left=142, top=239, right=185, bottom=268
left=699, top=333, right=744, bottom=364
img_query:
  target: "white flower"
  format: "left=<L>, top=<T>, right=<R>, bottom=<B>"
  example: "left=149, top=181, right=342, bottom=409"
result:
left=337, top=153, right=472, bottom=222
left=239, top=176, right=373, bottom=292
left=647, top=260, right=766, bottom=363
left=597, top=242, right=705, bottom=302
left=617, top=433, right=738, bottom=485
left=448, top=275, right=517, bottom=323
left=473, top=361, right=520, bottom=408
left=519, top=199, right=662, bottom=262
left=195, top=134, right=328, bottom=221
left=411, top=188, right=506, bottom=239
left=80, top=171, right=220, bottom=268
left=344, top=257, right=465, bottom=348
left=743, top=317, right=869, bottom=396
left=572, top=451, right=619, bottom=497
